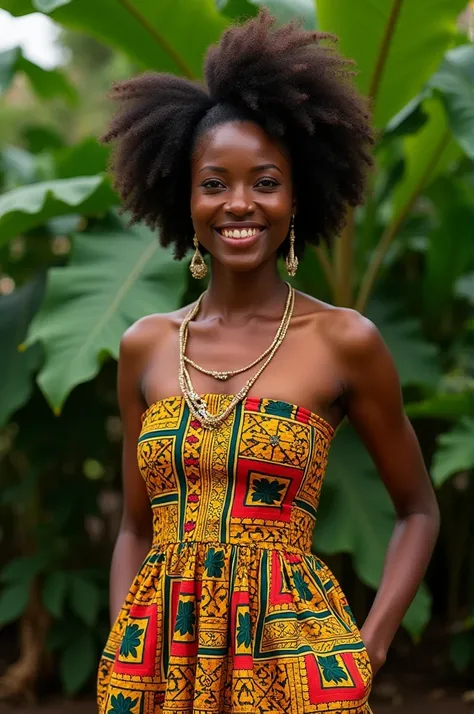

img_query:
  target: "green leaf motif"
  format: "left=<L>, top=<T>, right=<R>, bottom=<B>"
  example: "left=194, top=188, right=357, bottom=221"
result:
left=236, top=611, right=252, bottom=648
left=120, top=623, right=145, bottom=659
left=204, top=547, right=225, bottom=578
left=293, top=570, right=312, bottom=602
left=264, top=400, right=293, bottom=418
left=251, top=477, right=285, bottom=505
left=107, top=692, right=139, bottom=714
left=174, top=600, right=196, bottom=636
left=317, top=654, right=349, bottom=684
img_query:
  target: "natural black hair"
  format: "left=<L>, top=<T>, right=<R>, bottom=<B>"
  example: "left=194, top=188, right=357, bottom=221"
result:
left=101, top=9, right=374, bottom=260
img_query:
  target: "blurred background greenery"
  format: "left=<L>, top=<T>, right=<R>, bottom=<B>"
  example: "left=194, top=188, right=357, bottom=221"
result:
left=0, top=0, right=473, bottom=707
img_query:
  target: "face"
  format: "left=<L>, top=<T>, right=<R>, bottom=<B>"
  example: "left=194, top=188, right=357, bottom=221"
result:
left=190, top=121, right=294, bottom=273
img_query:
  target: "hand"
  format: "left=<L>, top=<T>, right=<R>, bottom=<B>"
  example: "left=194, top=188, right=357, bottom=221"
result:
left=360, top=631, right=387, bottom=676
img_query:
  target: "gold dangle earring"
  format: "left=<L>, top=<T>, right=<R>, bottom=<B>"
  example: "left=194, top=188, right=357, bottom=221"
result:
left=285, top=216, right=299, bottom=277
left=189, top=234, right=207, bottom=279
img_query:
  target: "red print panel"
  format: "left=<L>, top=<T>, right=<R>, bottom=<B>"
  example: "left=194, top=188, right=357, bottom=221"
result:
left=305, top=652, right=366, bottom=704
left=231, top=458, right=303, bottom=522
left=114, top=604, right=157, bottom=677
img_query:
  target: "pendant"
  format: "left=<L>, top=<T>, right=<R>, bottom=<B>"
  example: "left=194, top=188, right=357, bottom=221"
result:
left=213, top=371, right=230, bottom=381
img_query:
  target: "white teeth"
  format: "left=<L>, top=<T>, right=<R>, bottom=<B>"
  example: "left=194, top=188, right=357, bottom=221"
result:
left=221, top=228, right=261, bottom=238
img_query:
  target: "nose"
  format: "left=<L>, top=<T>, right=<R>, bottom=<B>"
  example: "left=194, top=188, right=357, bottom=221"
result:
left=224, top=185, right=255, bottom=217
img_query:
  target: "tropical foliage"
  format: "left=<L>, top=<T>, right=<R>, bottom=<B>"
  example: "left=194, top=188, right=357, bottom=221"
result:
left=0, top=0, right=473, bottom=699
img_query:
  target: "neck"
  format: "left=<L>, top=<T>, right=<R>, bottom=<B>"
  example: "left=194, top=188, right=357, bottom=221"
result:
left=201, top=258, right=288, bottom=320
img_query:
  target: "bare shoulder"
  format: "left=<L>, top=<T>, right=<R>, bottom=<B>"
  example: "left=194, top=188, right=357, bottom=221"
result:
left=119, top=305, right=191, bottom=358
left=295, top=292, right=383, bottom=360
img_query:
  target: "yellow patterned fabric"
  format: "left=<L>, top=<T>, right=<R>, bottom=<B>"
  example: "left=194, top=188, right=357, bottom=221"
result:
left=98, top=394, right=373, bottom=714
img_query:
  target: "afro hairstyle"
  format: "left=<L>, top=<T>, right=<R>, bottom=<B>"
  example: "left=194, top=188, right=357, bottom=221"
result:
left=101, top=9, right=374, bottom=260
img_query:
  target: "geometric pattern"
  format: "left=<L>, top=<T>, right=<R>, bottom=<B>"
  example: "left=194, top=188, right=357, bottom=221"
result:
left=97, top=394, right=373, bottom=713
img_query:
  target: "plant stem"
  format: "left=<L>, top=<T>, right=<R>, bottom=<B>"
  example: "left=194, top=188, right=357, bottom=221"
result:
left=333, top=208, right=355, bottom=306
left=368, top=0, right=404, bottom=105
left=355, top=130, right=451, bottom=313
left=314, top=245, right=336, bottom=295
left=117, top=0, right=195, bottom=79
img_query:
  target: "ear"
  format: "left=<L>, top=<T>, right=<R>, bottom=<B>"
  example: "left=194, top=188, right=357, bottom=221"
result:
left=292, top=197, right=297, bottom=215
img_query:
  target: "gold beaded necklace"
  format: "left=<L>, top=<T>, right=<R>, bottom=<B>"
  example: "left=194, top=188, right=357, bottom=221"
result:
left=178, top=284, right=295, bottom=429
left=182, top=282, right=293, bottom=380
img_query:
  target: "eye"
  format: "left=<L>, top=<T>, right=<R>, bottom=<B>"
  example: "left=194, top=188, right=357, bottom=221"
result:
left=201, top=179, right=225, bottom=190
left=255, top=177, right=280, bottom=189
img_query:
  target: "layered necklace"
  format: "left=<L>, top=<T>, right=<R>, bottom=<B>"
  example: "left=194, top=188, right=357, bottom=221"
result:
left=178, top=283, right=295, bottom=430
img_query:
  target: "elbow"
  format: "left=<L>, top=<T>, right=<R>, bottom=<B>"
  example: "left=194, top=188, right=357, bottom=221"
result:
left=398, top=496, right=440, bottom=541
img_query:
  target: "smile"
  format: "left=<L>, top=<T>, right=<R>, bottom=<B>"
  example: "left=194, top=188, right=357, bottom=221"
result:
left=221, top=227, right=261, bottom=238
left=215, top=224, right=266, bottom=241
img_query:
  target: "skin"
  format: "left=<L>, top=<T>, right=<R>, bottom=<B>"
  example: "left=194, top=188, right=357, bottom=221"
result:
left=110, top=120, right=440, bottom=677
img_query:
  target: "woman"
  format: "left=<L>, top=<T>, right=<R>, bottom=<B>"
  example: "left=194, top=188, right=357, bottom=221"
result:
left=98, top=11, right=439, bottom=714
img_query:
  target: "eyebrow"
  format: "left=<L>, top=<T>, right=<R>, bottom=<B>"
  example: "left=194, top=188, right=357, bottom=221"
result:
left=199, top=163, right=283, bottom=175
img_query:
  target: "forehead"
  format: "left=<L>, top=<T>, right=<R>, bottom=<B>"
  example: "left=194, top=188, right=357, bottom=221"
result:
left=192, top=120, right=291, bottom=170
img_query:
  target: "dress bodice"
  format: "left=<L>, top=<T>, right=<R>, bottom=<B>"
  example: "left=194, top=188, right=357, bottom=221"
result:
left=138, top=394, right=334, bottom=554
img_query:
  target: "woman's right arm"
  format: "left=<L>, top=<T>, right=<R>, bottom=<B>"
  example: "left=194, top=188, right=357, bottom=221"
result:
left=109, top=326, right=153, bottom=625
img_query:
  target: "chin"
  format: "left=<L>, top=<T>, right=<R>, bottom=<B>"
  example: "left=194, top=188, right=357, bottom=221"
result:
left=213, top=251, right=269, bottom=274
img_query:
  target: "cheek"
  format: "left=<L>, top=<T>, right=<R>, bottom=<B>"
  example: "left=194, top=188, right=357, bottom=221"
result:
left=190, top=191, right=217, bottom=223
left=264, top=193, right=294, bottom=222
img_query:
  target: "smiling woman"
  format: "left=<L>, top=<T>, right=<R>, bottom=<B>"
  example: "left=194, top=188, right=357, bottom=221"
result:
left=98, top=8, right=440, bottom=714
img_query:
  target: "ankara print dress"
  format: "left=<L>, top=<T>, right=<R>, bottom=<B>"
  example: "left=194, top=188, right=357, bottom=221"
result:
left=97, top=394, right=373, bottom=714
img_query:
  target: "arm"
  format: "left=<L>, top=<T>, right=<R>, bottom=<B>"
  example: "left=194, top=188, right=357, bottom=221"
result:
left=109, top=327, right=153, bottom=625
left=342, top=315, right=440, bottom=674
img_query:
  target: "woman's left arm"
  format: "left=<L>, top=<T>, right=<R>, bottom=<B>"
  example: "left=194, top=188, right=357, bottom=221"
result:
left=342, top=315, right=440, bottom=675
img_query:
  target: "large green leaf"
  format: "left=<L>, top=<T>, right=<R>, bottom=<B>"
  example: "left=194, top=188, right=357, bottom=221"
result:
left=367, top=301, right=440, bottom=388
left=456, top=271, right=474, bottom=304
left=0, top=47, right=77, bottom=103
left=422, top=178, right=474, bottom=326
left=55, top=138, right=110, bottom=179
left=24, top=217, right=187, bottom=412
left=59, top=628, right=96, bottom=695
left=406, top=392, right=473, bottom=422
left=317, top=0, right=465, bottom=128
left=316, top=425, right=431, bottom=635
left=0, top=275, right=45, bottom=427
left=431, top=45, right=474, bottom=159
left=1, top=146, right=38, bottom=190
left=0, top=175, right=118, bottom=246
left=251, top=0, right=316, bottom=27
left=431, top=418, right=474, bottom=487
left=392, top=96, right=461, bottom=219
left=3, top=0, right=228, bottom=78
